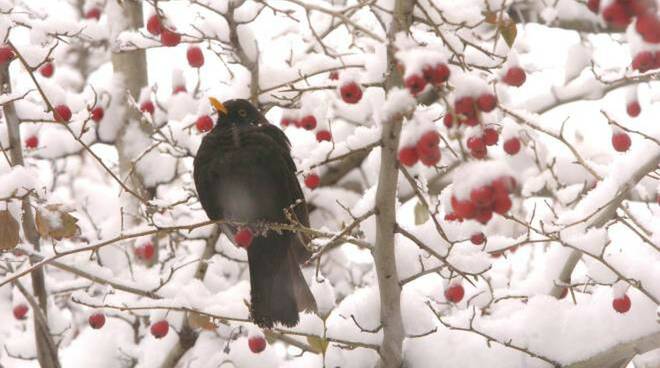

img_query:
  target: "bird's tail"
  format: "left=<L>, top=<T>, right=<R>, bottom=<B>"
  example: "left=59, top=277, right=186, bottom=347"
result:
left=248, top=234, right=317, bottom=328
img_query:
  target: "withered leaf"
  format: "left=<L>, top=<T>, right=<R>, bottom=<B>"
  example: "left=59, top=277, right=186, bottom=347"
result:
left=187, top=312, right=216, bottom=330
left=35, top=204, right=79, bottom=240
left=0, top=210, right=20, bottom=251
left=499, top=19, right=517, bottom=48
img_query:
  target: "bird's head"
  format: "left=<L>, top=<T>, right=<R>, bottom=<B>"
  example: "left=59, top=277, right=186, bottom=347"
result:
left=209, top=98, right=264, bottom=128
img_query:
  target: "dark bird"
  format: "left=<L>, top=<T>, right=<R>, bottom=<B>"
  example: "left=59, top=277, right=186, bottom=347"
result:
left=193, top=98, right=317, bottom=328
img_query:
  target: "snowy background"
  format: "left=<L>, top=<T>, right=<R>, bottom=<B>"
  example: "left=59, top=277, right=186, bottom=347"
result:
left=0, top=0, right=659, bottom=367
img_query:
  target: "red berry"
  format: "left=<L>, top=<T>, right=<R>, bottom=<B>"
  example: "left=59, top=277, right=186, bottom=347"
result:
left=316, top=130, right=332, bottom=142
left=470, top=232, right=485, bottom=245
left=635, top=14, right=658, bottom=42
left=602, top=2, right=632, bottom=28
left=444, top=284, right=464, bottom=303
left=85, top=8, right=101, bottom=20
left=196, top=115, right=214, bottom=133
left=483, top=128, right=499, bottom=146
left=454, top=97, right=476, bottom=119
left=173, top=85, right=187, bottom=95
left=235, top=228, right=254, bottom=248
left=186, top=46, right=204, bottom=68
left=476, top=93, right=497, bottom=112
left=423, top=63, right=450, bottom=85
left=470, top=186, right=494, bottom=207
left=492, top=176, right=516, bottom=194
left=329, top=71, right=339, bottom=80
left=493, top=194, right=512, bottom=215
left=632, top=51, right=654, bottom=72
left=467, top=136, right=485, bottom=152
left=451, top=196, right=476, bottom=219
left=140, top=101, right=155, bottom=114
left=91, top=106, right=104, bottom=122
left=160, top=27, right=181, bottom=47
left=25, top=136, right=38, bottom=149
left=0, top=45, right=15, bottom=64
left=612, top=132, right=631, bottom=152
left=502, top=67, right=526, bottom=87
left=248, top=336, right=267, bottom=353
left=150, top=320, right=169, bottom=338
left=13, top=304, right=28, bottom=320
left=587, top=0, right=600, bottom=13
left=300, top=115, right=317, bottom=130
left=612, top=294, right=631, bottom=313
left=88, top=312, right=106, bottom=329
left=559, top=288, right=569, bottom=299
left=419, top=146, right=441, bottom=166
left=39, top=62, right=54, bottom=78
left=135, top=242, right=155, bottom=261
left=443, top=113, right=453, bottom=128
left=444, top=212, right=458, bottom=222
left=404, top=74, right=427, bottom=96
left=147, top=15, right=162, bottom=35
left=416, top=131, right=440, bottom=156
left=503, top=137, right=521, bottom=155
left=465, top=117, right=480, bottom=127
left=304, top=173, right=320, bottom=189
left=53, top=105, right=72, bottom=122
left=626, top=101, right=641, bottom=117
left=340, top=82, right=362, bottom=104
left=471, top=146, right=487, bottom=159
left=398, top=146, right=419, bottom=166
left=280, top=117, right=293, bottom=127
left=475, top=208, right=493, bottom=224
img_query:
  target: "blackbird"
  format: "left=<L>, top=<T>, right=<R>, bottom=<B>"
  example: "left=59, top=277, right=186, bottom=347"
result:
left=193, top=98, right=317, bottom=328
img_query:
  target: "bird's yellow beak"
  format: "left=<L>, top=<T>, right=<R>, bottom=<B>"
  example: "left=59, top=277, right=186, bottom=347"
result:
left=209, top=97, right=228, bottom=115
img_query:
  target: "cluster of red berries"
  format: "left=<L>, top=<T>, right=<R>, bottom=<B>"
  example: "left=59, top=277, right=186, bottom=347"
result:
left=280, top=114, right=317, bottom=131
left=589, top=0, right=654, bottom=29
left=147, top=14, right=181, bottom=47
left=448, top=176, right=516, bottom=224
left=280, top=113, right=332, bottom=142
left=398, top=130, right=441, bottom=167
left=403, top=62, right=451, bottom=96
left=444, top=92, right=497, bottom=129
left=589, top=0, right=660, bottom=71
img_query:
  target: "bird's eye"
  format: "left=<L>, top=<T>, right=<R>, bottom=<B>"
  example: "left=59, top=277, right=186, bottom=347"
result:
left=238, top=109, right=247, bottom=117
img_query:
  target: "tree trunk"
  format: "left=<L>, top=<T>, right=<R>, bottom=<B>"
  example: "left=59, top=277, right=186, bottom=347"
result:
left=108, top=0, right=152, bottom=228
left=1, top=64, right=60, bottom=368
left=373, top=1, right=413, bottom=367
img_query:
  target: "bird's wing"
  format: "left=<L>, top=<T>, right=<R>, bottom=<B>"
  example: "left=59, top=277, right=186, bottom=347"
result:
left=255, top=124, right=313, bottom=262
